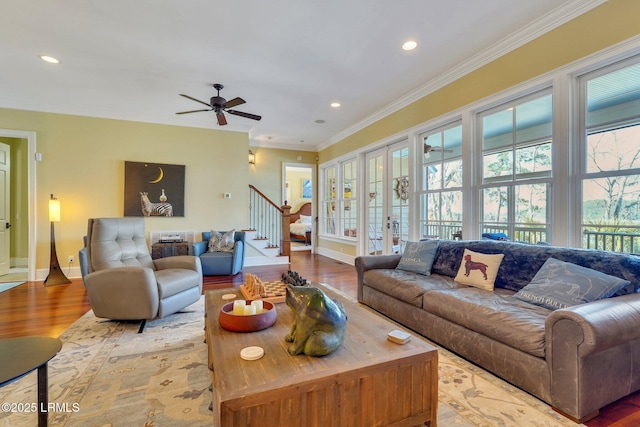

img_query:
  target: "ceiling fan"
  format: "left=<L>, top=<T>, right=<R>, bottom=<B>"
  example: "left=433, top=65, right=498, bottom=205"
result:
left=175, top=83, right=262, bottom=126
left=424, top=143, right=454, bottom=157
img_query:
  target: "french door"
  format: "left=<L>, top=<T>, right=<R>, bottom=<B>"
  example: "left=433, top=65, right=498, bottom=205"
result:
left=365, top=140, right=410, bottom=255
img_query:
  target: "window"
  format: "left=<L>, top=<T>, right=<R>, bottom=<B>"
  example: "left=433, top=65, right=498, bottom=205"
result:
left=579, top=57, right=640, bottom=253
left=320, top=158, right=358, bottom=238
left=342, top=159, right=357, bottom=238
left=479, top=90, right=553, bottom=243
left=321, top=166, right=336, bottom=234
left=418, top=122, right=463, bottom=240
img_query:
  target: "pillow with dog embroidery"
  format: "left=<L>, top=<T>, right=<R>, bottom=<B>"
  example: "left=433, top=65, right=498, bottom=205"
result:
left=454, top=249, right=504, bottom=291
left=514, top=258, right=629, bottom=310
left=396, top=240, right=439, bottom=275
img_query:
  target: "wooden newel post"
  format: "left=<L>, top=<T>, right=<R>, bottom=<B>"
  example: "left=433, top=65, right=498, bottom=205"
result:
left=281, top=202, right=291, bottom=258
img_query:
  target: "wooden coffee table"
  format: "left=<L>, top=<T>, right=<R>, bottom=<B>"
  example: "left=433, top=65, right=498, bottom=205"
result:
left=205, top=284, right=438, bottom=427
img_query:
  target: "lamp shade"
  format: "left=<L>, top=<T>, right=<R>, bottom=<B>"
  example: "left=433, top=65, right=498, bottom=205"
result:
left=248, top=150, right=256, bottom=165
left=49, top=197, right=61, bottom=222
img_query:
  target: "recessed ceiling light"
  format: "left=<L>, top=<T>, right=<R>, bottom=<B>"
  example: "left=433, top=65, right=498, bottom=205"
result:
left=330, top=102, right=341, bottom=108
left=40, top=55, right=60, bottom=64
left=402, top=40, right=417, bottom=51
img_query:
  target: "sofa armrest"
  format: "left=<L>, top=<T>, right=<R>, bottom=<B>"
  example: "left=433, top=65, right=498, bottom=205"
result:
left=546, top=293, right=640, bottom=420
left=355, top=255, right=402, bottom=302
left=84, top=267, right=159, bottom=320
left=154, top=255, right=203, bottom=275
left=193, top=241, right=208, bottom=257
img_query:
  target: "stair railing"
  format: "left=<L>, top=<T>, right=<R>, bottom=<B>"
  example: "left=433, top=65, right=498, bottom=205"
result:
left=248, top=185, right=291, bottom=257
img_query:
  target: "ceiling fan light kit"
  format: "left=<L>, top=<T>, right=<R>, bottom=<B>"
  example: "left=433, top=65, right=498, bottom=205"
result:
left=176, top=83, right=262, bottom=126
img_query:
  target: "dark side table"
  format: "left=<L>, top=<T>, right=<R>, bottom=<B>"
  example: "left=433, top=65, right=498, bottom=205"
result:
left=0, top=337, right=62, bottom=427
left=151, top=241, right=189, bottom=259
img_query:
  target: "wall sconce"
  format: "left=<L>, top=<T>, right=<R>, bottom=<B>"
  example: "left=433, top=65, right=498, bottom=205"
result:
left=44, top=194, right=71, bottom=286
left=248, top=150, right=256, bottom=165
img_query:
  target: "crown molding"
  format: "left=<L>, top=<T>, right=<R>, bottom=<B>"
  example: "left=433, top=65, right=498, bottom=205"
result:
left=249, top=138, right=319, bottom=152
left=316, top=0, right=607, bottom=152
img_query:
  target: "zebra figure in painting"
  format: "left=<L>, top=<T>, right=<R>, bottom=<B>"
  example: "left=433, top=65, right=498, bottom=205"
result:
left=140, top=192, right=173, bottom=217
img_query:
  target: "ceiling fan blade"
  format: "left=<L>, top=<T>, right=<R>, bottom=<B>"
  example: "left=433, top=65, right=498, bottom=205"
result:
left=227, top=109, right=262, bottom=121
left=216, top=111, right=227, bottom=126
left=175, top=108, right=212, bottom=115
left=179, top=94, right=212, bottom=108
left=224, top=97, right=246, bottom=109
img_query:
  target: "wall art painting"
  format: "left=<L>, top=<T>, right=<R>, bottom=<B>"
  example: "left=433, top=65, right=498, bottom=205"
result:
left=302, top=179, right=312, bottom=198
left=124, top=161, right=185, bottom=217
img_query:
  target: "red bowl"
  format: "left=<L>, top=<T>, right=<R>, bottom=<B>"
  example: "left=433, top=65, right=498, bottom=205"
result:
left=219, top=300, right=277, bottom=332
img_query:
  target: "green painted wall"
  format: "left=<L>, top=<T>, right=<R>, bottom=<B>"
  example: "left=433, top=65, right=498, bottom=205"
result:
left=0, top=109, right=252, bottom=271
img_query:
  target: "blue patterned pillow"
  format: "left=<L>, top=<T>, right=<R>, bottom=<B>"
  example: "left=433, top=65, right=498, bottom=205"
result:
left=514, top=258, right=630, bottom=310
left=396, top=240, right=439, bottom=275
left=208, top=229, right=236, bottom=253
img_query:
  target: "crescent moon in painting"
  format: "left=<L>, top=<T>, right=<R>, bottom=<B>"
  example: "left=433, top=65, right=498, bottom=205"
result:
left=149, top=167, right=164, bottom=183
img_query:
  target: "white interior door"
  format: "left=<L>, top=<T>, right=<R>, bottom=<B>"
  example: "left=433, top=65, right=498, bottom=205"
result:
left=0, top=142, right=11, bottom=275
left=365, top=140, right=409, bottom=255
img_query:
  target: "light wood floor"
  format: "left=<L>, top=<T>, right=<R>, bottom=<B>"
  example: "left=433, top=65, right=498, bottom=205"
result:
left=0, top=252, right=636, bottom=426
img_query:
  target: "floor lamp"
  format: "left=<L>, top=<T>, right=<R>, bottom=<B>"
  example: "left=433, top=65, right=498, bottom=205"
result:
left=44, top=194, right=71, bottom=286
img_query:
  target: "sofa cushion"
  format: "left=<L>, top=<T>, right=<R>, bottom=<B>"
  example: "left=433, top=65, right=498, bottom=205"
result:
left=208, top=229, right=236, bottom=252
left=454, top=249, right=504, bottom=291
left=363, top=269, right=463, bottom=307
left=514, top=258, right=630, bottom=310
left=422, top=287, right=550, bottom=357
left=155, top=268, right=201, bottom=299
left=396, top=240, right=439, bottom=275
left=431, top=240, right=640, bottom=294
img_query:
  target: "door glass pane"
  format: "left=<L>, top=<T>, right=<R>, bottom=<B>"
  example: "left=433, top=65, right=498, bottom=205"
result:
left=342, top=159, right=357, bottom=237
left=368, top=155, right=384, bottom=254
left=391, top=146, right=409, bottom=253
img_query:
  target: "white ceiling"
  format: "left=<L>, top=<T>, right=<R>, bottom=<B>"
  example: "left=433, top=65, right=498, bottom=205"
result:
left=0, top=0, right=604, bottom=151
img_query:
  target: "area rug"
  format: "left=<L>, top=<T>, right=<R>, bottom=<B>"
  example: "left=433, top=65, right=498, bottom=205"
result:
left=0, top=281, right=25, bottom=293
left=0, top=292, right=583, bottom=426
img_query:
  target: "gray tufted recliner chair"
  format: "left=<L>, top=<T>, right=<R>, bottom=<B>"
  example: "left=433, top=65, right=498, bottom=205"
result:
left=83, top=217, right=203, bottom=332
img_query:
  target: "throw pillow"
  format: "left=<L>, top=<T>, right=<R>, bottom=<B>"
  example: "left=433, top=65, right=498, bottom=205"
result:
left=208, top=229, right=236, bottom=253
left=299, top=215, right=312, bottom=224
left=396, top=240, right=439, bottom=275
left=514, top=258, right=630, bottom=310
left=454, top=249, right=504, bottom=291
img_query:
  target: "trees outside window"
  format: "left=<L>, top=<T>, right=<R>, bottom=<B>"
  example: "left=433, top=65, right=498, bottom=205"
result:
left=418, top=122, right=463, bottom=240
left=479, top=91, right=553, bottom=243
left=580, top=59, right=640, bottom=253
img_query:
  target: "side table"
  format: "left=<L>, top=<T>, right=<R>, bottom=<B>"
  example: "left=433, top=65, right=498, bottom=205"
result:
left=0, top=336, right=62, bottom=427
left=151, top=242, right=189, bottom=259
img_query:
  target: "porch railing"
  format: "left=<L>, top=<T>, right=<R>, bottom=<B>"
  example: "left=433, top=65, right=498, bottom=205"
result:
left=248, top=185, right=291, bottom=257
left=583, top=229, right=640, bottom=254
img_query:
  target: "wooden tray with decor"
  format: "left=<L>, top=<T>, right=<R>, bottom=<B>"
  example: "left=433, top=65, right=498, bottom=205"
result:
left=240, top=280, right=287, bottom=304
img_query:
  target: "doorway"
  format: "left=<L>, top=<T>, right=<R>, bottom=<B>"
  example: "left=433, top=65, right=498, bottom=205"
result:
left=282, top=163, right=316, bottom=252
left=365, top=140, right=410, bottom=255
left=0, top=129, right=35, bottom=282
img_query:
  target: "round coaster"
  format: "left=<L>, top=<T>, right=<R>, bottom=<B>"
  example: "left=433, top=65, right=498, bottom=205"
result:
left=240, top=346, right=265, bottom=361
left=222, top=294, right=237, bottom=301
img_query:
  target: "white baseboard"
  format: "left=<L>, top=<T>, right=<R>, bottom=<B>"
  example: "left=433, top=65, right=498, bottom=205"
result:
left=244, top=255, right=290, bottom=267
left=316, top=247, right=355, bottom=265
left=35, top=266, right=82, bottom=281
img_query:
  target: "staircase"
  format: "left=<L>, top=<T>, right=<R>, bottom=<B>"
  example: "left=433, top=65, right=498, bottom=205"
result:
left=243, top=230, right=290, bottom=266
left=245, top=185, right=292, bottom=266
